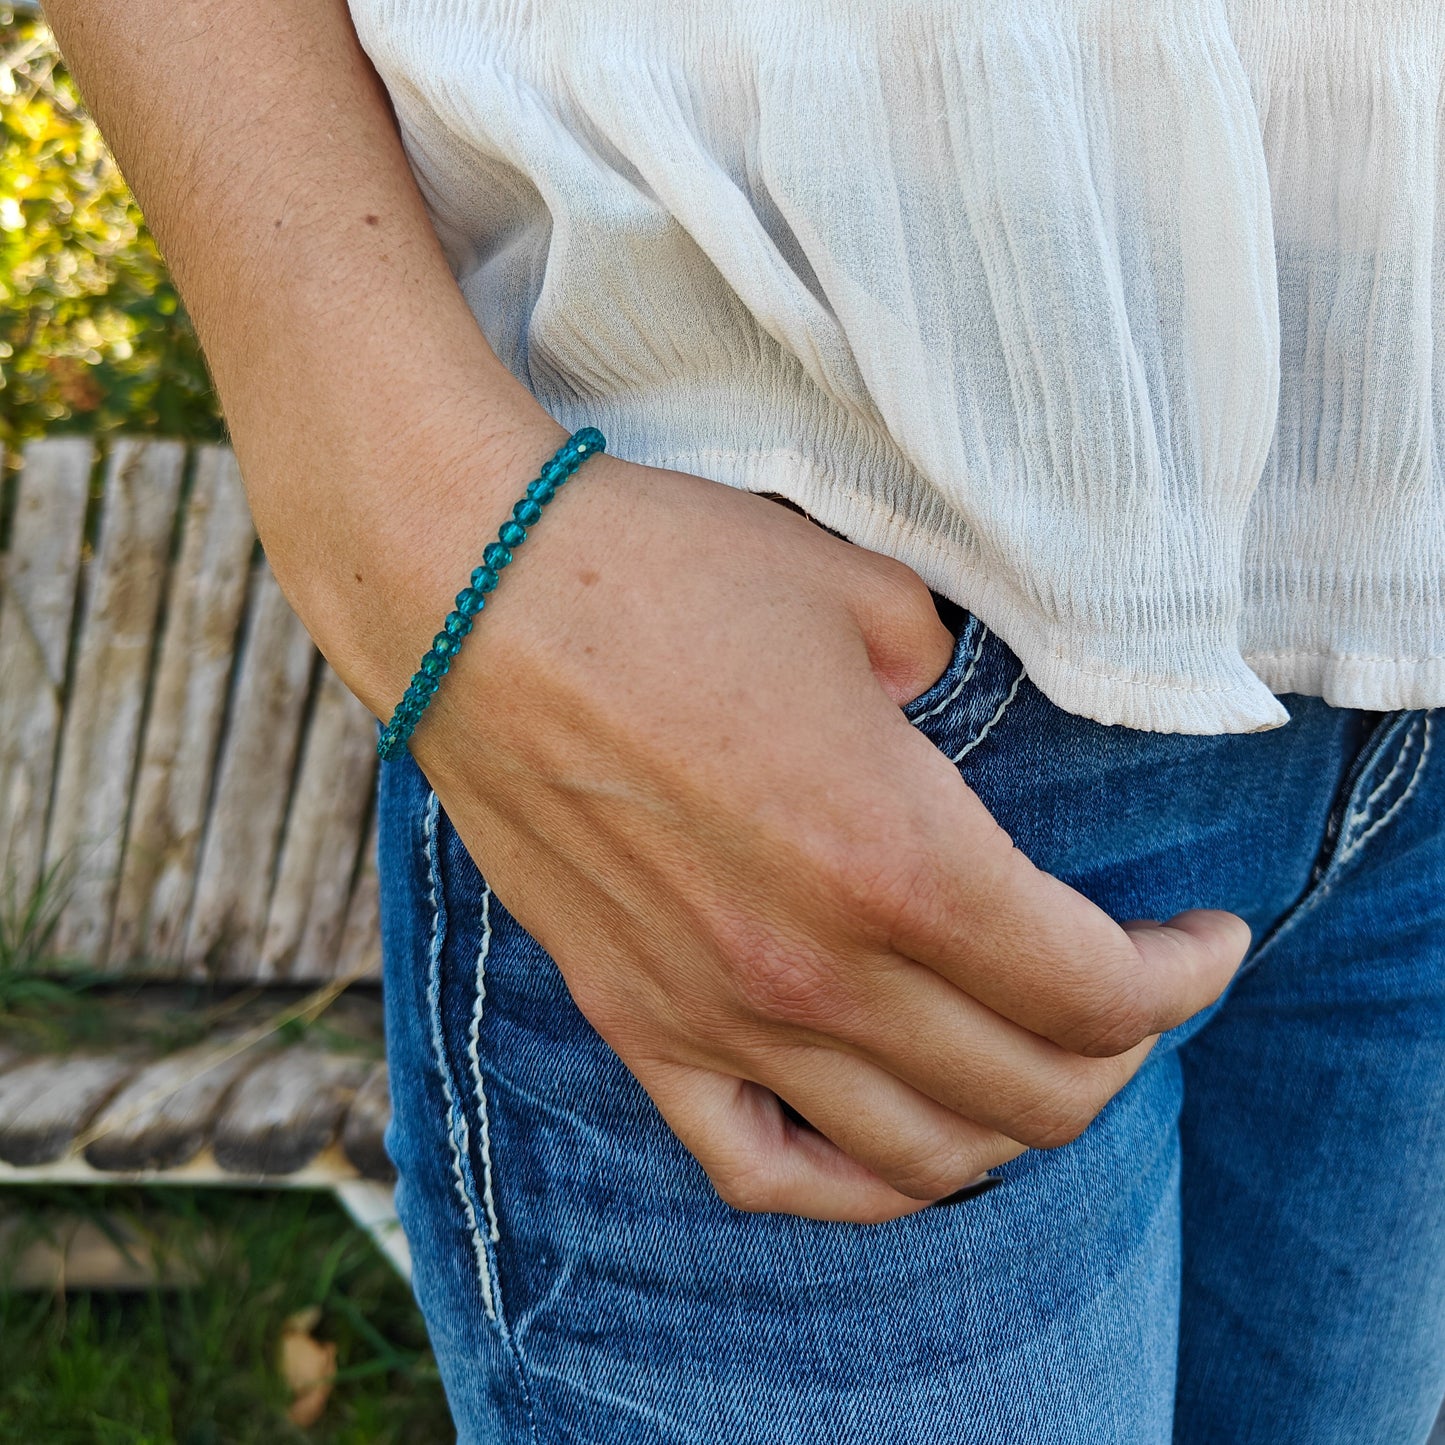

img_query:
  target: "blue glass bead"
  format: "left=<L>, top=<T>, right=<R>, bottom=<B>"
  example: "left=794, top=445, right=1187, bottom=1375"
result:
left=380, top=427, right=605, bottom=761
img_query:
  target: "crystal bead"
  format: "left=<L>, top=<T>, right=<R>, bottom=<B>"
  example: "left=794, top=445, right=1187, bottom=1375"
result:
left=571, top=426, right=606, bottom=454
left=525, top=478, right=556, bottom=505
left=420, top=651, right=449, bottom=678
left=513, top=498, right=543, bottom=526
left=540, top=456, right=572, bottom=486
left=455, top=587, right=485, bottom=616
left=498, top=520, right=527, bottom=548
left=483, top=542, right=512, bottom=570
left=432, top=632, right=461, bottom=659
left=444, top=611, right=473, bottom=639
left=470, top=565, right=499, bottom=592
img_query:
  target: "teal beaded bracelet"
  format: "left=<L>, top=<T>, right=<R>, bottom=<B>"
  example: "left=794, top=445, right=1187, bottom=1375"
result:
left=376, top=426, right=607, bottom=761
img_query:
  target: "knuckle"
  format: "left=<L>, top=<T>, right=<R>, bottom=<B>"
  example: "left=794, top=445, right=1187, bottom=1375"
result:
left=999, top=1075, right=1098, bottom=1150
left=887, top=1152, right=980, bottom=1202
left=865, top=549, right=935, bottom=606
left=1013, top=1093, right=1097, bottom=1151
left=819, top=837, right=938, bottom=946
left=723, top=925, right=846, bottom=1030
left=1056, top=957, right=1153, bottom=1058
left=709, top=1161, right=778, bottom=1214
left=870, top=1127, right=991, bottom=1201
left=1074, top=996, right=1152, bottom=1058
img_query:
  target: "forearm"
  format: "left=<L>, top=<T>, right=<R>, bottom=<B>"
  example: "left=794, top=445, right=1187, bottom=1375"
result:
left=44, top=0, right=561, bottom=705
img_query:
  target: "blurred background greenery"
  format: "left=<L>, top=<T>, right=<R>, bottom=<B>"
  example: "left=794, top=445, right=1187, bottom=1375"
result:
left=1, top=5, right=223, bottom=449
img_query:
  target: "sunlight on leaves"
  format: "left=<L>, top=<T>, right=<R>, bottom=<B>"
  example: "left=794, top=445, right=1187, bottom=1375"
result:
left=0, top=12, right=224, bottom=446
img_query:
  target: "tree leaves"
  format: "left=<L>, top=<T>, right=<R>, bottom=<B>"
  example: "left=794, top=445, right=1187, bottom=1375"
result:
left=0, top=14, right=224, bottom=447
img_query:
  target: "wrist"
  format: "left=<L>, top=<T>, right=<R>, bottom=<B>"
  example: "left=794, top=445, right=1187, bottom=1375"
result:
left=254, top=383, right=573, bottom=717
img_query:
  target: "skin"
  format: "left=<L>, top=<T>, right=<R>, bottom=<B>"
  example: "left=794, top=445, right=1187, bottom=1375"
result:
left=46, top=0, right=1252, bottom=1223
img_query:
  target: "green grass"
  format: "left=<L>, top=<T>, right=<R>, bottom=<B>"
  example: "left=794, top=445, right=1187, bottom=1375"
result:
left=0, top=1185, right=453, bottom=1444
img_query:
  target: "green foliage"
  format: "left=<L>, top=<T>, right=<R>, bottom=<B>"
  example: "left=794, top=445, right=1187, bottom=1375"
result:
left=0, top=13, right=224, bottom=448
left=0, top=1187, right=451, bottom=1444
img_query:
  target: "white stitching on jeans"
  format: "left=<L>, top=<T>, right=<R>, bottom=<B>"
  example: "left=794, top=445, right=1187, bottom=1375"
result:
left=1344, top=715, right=1419, bottom=833
left=909, top=625, right=988, bottom=727
left=1222, top=712, right=1435, bottom=983
left=423, top=788, right=498, bottom=1322
left=1336, top=714, right=1432, bottom=869
left=951, top=667, right=1025, bottom=763
left=468, top=885, right=503, bottom=1250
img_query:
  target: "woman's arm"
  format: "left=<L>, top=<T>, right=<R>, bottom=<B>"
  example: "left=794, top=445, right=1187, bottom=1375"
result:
left=45, top=0, right=1250, bottom=1223
left=43, top=0, right=560, bottom=709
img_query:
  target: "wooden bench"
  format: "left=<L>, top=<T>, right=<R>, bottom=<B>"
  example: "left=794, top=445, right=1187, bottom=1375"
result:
left=0, top=435, right=405, bottom=1275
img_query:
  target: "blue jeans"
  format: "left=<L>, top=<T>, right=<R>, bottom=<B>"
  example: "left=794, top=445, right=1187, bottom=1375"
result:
left=377, top=604, right=1445, bottom=1444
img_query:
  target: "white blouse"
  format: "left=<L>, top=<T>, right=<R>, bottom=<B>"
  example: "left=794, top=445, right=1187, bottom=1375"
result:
left=349, top=0, right=1445, bottom=733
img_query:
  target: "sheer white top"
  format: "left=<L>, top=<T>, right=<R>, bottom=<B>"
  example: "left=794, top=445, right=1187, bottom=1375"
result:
left=350, top=0, right=1445, bottom=732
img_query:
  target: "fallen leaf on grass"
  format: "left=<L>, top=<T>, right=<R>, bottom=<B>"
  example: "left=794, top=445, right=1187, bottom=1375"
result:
left=279, top=1306, right=337, bottom=1427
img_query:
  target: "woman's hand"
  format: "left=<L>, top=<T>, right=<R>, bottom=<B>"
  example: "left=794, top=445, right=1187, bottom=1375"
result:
left=378, top=440, right=1249, bottom=1224
left=46, top=0, right=1248, bottom=1222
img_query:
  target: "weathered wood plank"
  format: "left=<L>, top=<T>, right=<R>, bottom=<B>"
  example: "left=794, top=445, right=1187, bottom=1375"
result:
left=339, top=1063, right=393, bottom=1181
left=333, top=811, right=382, bottom=983
left=211, top=1047, right=370, bottom=1175
left=81, top=1036, right=269, bottom=1172
left=44, top=439, right=186, bottom=963
left=258, top=667, right=377, bottom=981
left=0, top=438, right=93, bottom=909
left=107, top=447, right=256, bottom=971
left=183, top=558, right=315, bottom=978
left=0, top=1054, right=138, bottom=1166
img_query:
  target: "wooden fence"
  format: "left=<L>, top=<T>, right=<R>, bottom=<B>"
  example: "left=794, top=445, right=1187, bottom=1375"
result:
left=0, top=435, right=380, bottom=984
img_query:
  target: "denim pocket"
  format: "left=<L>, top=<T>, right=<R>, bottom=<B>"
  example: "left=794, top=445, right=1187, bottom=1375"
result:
left=901, top=600, right=1029, bottom=764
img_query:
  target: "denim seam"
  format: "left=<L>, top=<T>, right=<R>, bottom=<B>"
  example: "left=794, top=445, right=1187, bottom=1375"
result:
left=1236, top=711, right=1433, bottom=978
left=908, top=623, right=987, bottom=727
left=464, top=879, right=544, bottom=1445
left=1343, top=714, right=1419, bottom=834
left=952, top=664, right=1027, bottom=763
left=422, top=790, right=501, bottom=1325
left=467, top=885, right=504, bottom=1254
left=1335, top=713, right=1432, bottom=869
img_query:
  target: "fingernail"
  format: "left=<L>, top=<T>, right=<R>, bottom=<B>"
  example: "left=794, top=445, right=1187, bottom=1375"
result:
left=926, top=1174, right=1004, bottom=1210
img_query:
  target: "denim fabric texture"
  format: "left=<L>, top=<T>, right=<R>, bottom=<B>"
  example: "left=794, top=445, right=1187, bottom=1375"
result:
left=377, top=606, right=1445, bottom=1444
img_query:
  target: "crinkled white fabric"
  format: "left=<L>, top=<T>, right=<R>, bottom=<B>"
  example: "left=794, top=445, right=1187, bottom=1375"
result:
left=349, top=0, right=1445, bottom=733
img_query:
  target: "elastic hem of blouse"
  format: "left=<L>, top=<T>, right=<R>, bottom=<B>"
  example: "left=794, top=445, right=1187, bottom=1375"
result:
left=1246, top=650, right=1445, bottom=715
left=626, top=440, right=1296, bottom=736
